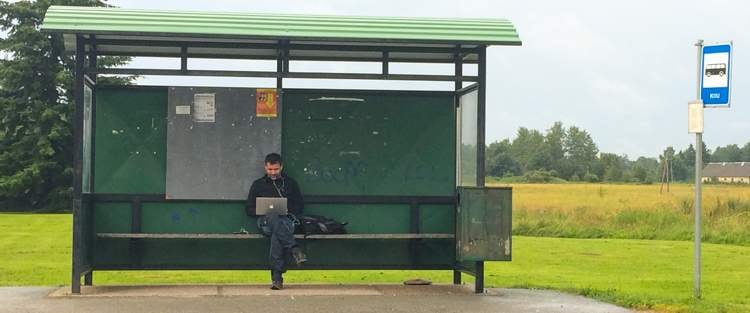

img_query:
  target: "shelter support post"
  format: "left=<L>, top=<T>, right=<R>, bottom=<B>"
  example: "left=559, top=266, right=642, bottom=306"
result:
left=71, top=34, right=85, bottom=294
left=476, top=46, right=486, bottom=187
left=452, top=45, right=467, bottom=288
left=475, top=261, right=484, bottom=293
left=84, top=35, right=97, bottom=288
left=453, top=261, right=485, bottom=293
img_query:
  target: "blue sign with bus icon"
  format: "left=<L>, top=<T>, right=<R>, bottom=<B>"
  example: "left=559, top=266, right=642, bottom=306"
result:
left=701, top=43, right=732, bottom=107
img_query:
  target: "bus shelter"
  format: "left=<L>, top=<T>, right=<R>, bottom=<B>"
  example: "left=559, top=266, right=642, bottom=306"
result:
left=41, top=6, right=522, bottom=294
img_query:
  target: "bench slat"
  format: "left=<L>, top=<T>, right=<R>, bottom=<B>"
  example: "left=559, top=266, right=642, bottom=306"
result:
left=96, top=233, right=454, bottom=239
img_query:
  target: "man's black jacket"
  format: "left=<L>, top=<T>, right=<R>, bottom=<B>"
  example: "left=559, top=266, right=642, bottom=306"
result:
left=245, top=174, right=304, bottom=216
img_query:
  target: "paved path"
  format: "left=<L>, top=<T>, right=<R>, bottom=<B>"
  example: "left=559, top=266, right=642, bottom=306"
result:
left=1, top=285, right=633, bottom=313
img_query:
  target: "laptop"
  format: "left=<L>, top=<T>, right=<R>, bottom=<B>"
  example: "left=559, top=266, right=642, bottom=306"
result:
left=255, top=197, right=288, bottom=215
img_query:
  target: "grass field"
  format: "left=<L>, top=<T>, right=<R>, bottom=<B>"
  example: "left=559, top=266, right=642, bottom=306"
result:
left=487, top=182, right=750, bottom=246
left=1, top=213, right=749, bottom=312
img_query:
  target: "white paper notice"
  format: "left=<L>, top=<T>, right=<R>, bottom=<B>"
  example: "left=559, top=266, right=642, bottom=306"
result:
left=193, top=93, right=216, bottom=123
left=688, top=101, right=704, bottom=134
left=175, top=105, right=191, bottom=115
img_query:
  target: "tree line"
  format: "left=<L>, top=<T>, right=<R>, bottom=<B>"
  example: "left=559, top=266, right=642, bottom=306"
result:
left=486, top=121, right=750, bottom=183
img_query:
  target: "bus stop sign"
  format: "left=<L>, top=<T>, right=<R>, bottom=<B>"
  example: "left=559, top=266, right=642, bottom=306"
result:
left=701, top=42, right=732, bottom=107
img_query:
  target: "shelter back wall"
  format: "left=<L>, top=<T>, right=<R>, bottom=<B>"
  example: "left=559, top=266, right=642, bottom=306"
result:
left=91, top=86, right=456, bottom=268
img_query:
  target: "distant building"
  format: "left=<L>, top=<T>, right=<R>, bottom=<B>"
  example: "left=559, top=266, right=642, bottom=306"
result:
left=702, top=162, right=750, bottom=184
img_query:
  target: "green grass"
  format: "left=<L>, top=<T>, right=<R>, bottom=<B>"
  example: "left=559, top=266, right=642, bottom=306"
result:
left=488, top=183, right=750, bottom=246
left=2, top=213, right=749, bottom=312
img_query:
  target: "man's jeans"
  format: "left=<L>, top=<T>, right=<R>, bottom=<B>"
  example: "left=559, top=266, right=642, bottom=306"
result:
left=258, top=214, right=297, bottom=282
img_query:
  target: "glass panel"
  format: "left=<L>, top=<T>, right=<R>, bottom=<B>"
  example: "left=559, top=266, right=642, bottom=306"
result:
left=82, top=84, right=92, bottom=193
left=458, top=90, right=478, bottom=186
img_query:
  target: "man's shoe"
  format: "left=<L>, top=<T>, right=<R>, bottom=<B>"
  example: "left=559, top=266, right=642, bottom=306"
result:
left=291, top=247, right=307, bottom=266
left=270, top=280, right=283, bottom=290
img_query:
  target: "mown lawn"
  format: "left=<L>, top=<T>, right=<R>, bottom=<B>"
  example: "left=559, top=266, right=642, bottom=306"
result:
left=1, top=213, right=748, bottom=312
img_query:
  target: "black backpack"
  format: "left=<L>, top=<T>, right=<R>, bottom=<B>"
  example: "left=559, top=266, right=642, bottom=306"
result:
left=294, top=214, right=348, bottom=235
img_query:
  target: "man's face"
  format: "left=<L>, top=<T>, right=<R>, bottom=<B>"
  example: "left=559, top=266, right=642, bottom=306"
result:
left=265, top=162, right=282, bottom=180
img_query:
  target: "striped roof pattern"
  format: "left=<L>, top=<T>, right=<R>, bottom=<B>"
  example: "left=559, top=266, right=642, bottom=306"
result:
left=41, top=6, right=522, bottom=45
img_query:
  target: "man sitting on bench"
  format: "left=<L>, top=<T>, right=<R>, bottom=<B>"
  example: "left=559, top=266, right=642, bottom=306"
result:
left=246, top=153, right=307, bottom=290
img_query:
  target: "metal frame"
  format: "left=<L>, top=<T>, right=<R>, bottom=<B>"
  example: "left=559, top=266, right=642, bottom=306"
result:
left=98, top=233, right=455, bottom=239
left=80, top=38, right=480, bottom=82
left=96, top=194, right=455, bottom=271
left=90, top=194, right=456, bottom=204
left=477, top=47, right=487, bottom=188
left=83, top=39, right=97, bottom=288
left=72, top=35, right=91, bottom=294
left=81, top=37, right=484, bottom=64
left=70, top=32, right=491, bottom=294
left=88, top=264, right=455, bottom=271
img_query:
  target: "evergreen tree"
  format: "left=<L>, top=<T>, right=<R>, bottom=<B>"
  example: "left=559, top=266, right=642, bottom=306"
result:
left=0, top=0, right=133, bottom=211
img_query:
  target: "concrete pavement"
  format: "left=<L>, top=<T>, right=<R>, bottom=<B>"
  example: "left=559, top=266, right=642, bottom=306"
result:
left=0, top=285, right=633, bottom=313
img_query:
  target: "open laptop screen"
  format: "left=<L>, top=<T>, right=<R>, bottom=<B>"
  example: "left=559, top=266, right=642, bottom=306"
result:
left=255, top=197, right=288, bottom=215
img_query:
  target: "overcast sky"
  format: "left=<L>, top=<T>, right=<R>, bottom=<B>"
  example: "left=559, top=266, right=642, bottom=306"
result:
left=107, top=0, right=748, bottom=159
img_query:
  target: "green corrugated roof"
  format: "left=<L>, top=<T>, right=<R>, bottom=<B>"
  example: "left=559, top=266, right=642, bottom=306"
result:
left=41, top=6, right=521, bottom=45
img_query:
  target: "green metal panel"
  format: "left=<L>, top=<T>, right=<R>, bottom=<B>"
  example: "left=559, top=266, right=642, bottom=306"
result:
left=456, top=187, right=512, bottom=261
left=92, top=202, right=132, bottom=265
left=305, top=204, right=411, bottom=234
left=92, top=238, right=454, bottom=268
left=282, top=90, right=455, bottom=196
left=279, top=89, right=455, bottom=267
left=93, top=202, right=132, bottom=233
left=137, top=239, right=269, bottom=266
left=92, top=202, right=455, bottom=267
left=140, top=203, right=248, bottom=233
left=41, top=6, right=521, bottom=45
left=419, top=204, right=455, bottom=233
left=90, top=87, right=457, bottom=268
left=91, top=201, right=454, bottom=267
left=133, top=237, right=454, bottom=268
left=94, top=87, right=167, bottom=193
left=304, top=204, right=454, bottom=234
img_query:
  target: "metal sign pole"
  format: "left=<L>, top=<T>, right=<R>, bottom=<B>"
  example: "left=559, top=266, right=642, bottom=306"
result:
left=694, top=132, right=702, bottom=299
left=693, top=39, right=703, bottom=300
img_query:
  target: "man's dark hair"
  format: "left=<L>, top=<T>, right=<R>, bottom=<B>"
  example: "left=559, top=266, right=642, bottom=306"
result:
left=265, top=153, right=283, bottom=165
